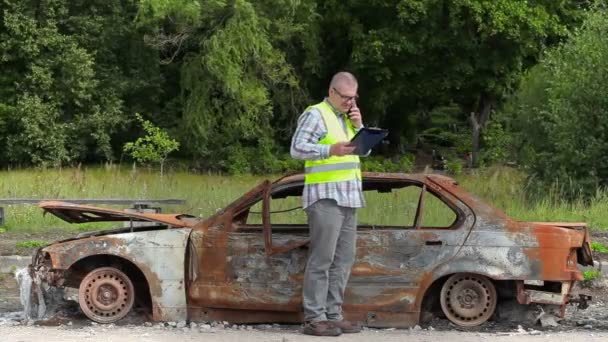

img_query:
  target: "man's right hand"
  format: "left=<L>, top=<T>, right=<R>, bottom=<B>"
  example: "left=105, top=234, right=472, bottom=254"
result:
left=330, top=141, right=356, bottom=156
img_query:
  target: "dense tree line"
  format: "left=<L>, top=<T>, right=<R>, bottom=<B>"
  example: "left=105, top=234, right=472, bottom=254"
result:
left=503, top=7, right=608, bottom=198
left=0, top=1, right=594, bottom=177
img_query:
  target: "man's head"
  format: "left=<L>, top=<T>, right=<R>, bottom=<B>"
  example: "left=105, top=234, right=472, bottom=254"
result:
left=327, top=72, right=358, bottom=113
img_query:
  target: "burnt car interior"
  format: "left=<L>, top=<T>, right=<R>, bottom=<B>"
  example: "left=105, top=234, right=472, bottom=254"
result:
left=237, top=179, right=460, bottom=230
left=232, top=178, right=464, bottom=255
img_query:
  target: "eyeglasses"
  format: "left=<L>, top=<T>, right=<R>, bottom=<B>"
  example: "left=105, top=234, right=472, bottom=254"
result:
left=332, top=87, right=359, bottom=102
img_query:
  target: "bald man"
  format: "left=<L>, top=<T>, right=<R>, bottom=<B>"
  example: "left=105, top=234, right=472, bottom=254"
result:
left=290, top=72, right=364, bottom=336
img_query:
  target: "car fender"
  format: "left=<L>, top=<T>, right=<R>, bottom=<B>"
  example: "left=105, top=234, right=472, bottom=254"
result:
left=429, top=246, right=537, bottom=282
left=41, top=228, right=191, bottom=321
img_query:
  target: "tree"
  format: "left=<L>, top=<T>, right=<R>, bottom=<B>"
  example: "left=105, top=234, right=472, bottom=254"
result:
left=0, top=0, right=161, bottom=166
left=137, top=0, right=315, bottom=173
left=123, top=114, right=180, bottom=177
left=0, top=0, right=591, bottom=172
left=320, top=0, right=585, bottom=165
left=504, top=7, right=608, bottom=198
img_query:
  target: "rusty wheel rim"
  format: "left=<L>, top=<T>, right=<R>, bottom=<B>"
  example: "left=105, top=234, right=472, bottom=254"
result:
left=440, top=273, right=497, bottom=327
left=79, top=267, right=134, bottom=323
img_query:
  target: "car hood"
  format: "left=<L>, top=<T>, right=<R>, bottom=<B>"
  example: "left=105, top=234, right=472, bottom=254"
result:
left=39, top=201, right=199, bottom=228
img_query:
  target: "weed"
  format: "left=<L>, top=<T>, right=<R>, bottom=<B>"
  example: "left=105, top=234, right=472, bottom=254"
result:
left=591, top=242, right=608, bottom=253
left=581, top=270, right=602, bottom=288
left=15, top=240, right=48, bottom=249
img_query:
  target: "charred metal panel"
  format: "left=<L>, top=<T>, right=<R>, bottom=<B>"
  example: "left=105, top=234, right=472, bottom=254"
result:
left=39, top=201, right=196, bottom=227
left=40, top=229, right=191, bottom=321
left=433, top=246, right=538, bottom=280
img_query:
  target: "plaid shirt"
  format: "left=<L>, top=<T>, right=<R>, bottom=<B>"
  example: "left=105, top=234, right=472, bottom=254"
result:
left=290, top=99, right=365, bottom=209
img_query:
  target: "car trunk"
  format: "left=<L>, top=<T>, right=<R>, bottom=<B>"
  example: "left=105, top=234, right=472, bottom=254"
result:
left=531, top=222, right=594, bottom=266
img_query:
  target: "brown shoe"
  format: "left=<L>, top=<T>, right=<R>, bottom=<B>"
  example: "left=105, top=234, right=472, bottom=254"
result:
left=329, top=320, right=362, bottom=333
left=302, top=321, right=342, bottom=336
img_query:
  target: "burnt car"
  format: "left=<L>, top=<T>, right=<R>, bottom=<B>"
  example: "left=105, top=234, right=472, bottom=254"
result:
left=28, top=173, right=594, bottom=327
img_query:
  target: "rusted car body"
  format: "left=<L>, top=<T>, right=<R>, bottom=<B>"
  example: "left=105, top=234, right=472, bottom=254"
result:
left=28, top=173, right=594, bottom=327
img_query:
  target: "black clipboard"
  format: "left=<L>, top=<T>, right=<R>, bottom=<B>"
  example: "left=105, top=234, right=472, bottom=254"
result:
left=350, top=127, right=388, bottom=155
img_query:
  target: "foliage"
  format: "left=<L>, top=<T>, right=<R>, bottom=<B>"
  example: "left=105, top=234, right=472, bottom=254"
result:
left=320, top=0, right=583, bottom=153
left=123, top=114, right=180, bottom=176
left=137, top=0, right=314, bottom=173
left=0, top=0, right=593, bottom=173
left=6, top=166, right=608, bottom=234
left=361, top=155, right=415, bottom=173
left=480, top=120, right=511, bottom=165
left=591, top=242, right=608, bottom=254
left=581, top=270, right=602, bottom=288
left=15, top=240, right=48, bottom=248
left=0, top=0, right=160, bottom=166
left=505, top=7, right=608, bottom=198
left=446, top=159, right=463, bottom=176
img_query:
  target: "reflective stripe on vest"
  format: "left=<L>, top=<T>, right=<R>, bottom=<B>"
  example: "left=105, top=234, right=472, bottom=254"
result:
left=305, top=162, right=360, bottom=174
left=304, top=101, right=361, bottom=185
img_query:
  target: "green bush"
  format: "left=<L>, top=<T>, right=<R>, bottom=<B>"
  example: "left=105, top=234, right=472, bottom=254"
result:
left=361, top=154, right=415, bottom=173
left=591, top=242, right=608, bottom=253
left=581, top=270, right=602, bottom=288
left=224, top=146, right=252, bottom=175
left=481, top=120, right=511, bottom=165
left=123, top=114, right=180, bottom=176
left=504, top=8, right=608, bottom=199
left=446, top=159, right=463, bottom=175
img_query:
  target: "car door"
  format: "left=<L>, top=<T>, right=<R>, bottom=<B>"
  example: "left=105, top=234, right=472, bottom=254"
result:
left=343, top=176, right=474, bottom=326
left=187, top=179, right=309, bottom=323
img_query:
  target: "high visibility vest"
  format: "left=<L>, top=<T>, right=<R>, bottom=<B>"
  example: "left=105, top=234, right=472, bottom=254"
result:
left=304, top=101, right=361, bottom=184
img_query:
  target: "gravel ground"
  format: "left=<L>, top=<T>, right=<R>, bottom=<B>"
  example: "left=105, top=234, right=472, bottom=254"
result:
left=0, top=322, right=608, bottom=342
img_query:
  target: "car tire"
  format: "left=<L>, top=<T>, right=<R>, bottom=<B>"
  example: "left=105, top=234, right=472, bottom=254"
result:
left=439, top=273, right=497, bottom=327
left=78, top=266, right=135, bottom=323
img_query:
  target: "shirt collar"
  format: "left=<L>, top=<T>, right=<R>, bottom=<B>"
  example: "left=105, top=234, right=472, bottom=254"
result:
left=324, top=98, right=347, bottom=117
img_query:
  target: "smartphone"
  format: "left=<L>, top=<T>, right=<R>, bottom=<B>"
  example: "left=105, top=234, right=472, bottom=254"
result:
left=347, top=100, right=357, bottom=117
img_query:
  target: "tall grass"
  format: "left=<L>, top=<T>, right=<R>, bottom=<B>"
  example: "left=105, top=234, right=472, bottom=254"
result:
left=0, top=165, right=262, bottom=232
left=457, top=167, right=608, bottom=229
left=0, top=165, right=607, bottom=232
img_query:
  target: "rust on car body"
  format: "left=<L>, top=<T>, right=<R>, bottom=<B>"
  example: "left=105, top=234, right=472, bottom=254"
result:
left=28, top=173, right=594, bottom=327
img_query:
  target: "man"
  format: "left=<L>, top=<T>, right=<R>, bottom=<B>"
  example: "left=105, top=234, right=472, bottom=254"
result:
left=290, top=71, right=364, bottom=336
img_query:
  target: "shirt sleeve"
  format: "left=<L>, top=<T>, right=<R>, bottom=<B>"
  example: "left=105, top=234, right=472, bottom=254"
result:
left=290, top=108, right=331, bottom=161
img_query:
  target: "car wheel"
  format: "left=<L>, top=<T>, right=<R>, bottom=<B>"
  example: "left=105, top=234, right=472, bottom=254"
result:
left=439, top=273, right=497, bottom=327
left=78, top=267, right=135, bottom=323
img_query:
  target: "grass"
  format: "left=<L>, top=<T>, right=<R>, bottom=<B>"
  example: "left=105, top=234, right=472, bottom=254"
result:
left=0, top=164, right=261, bottom=232
left=591, top=242, right=608, bottom=253
left=0, top=165, right=607, bottom=233
left=457, top=167, right=608, bottom=230
left=581, top=270, right=602, bottom=288
left=15, top=240, right=48, bottom=248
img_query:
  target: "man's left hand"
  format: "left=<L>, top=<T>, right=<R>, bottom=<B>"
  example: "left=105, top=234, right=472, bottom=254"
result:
left=348, top=107, right=363, bottom=128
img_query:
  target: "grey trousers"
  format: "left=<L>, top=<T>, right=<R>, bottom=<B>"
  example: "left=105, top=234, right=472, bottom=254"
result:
left=303, top=199, right=357, bottom=322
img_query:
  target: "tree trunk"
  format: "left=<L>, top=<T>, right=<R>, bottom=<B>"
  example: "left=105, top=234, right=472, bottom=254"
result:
left=469, top=95, right=494, bottom=167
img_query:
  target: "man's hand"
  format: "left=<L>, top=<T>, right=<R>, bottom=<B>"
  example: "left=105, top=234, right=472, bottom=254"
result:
left=348, top=106, right=363, bottom=128
left=330, top=141, right=356, bottom=156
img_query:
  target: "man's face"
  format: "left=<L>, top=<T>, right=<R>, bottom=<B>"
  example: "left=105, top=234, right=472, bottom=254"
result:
left=328, top=83, right=358, bottom=113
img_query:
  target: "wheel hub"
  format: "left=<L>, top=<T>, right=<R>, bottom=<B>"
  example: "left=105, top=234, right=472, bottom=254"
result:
left=458, top=288, right=479, bottom=309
